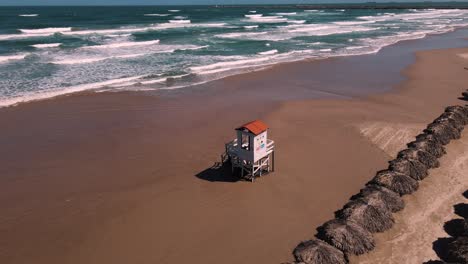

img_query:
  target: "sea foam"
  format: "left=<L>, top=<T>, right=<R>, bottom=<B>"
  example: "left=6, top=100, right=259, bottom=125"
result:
left=0, top=75, right=147, bottom=108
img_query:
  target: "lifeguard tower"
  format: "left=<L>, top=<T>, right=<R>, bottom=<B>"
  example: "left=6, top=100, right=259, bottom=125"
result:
left=223, top=120, right=275, bottom=182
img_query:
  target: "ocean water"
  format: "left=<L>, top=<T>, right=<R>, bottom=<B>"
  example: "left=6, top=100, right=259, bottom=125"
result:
left=1, top=5, right=468, bottom=107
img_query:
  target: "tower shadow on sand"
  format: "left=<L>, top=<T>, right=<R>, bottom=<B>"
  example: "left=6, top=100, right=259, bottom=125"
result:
left=195, top=161, right=241, bottom=183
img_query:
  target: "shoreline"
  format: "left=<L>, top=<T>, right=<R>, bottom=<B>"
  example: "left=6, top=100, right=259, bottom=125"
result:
left=2, top=26, right=468, bottom=109
left=1, top=33, right=468, bottom=263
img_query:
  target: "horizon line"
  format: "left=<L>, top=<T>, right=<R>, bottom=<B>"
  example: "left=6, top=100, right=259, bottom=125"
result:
left=2, top=1, right=468, bottom=6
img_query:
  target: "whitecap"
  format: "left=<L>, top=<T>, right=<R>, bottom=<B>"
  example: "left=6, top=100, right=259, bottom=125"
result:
left=81, top=40, right=160, bottom=49
left=0, top=54, right=28, bottom=63
left=244, top=25, right=259, bottom=29
left=52, top=57, right=110, bottom=65
left=288, top=20, right=306, bottom=24
left=346, top=46, right=368, bottom=50
left=258, top=49, right=278, bottom=55
left=178, top=45, right=209, bottom=51
left=245, top=14, right=263, bottom=18
left=275, top=12, right=297, bottom=16
left=246, top=15, right=288, bottom=23
left=216, top=31, right=268, bottom=39
left=19, top=27, right=72, bottom=34
left=168, top=20, right=191, bottom=24
left=19, top=14, right=38, bottom=17
left=144, top=14, right=170, bottom=16
left=106, top=33, right=132, bottom=37
left=168, top=10, right=180, bottom=12
left=31, top=43, right=62, bottom=48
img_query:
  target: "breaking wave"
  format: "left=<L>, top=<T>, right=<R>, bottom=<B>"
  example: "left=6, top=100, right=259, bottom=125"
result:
left=19, top=27, right=72, bottom=34
left=81, top=40, right=160, bottom=49
left=0, top=54, right=28, bottom=64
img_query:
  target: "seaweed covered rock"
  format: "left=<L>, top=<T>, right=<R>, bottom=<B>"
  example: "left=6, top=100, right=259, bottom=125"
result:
left=371, top=170, right=419, bottom=196
left=446, top=236, right=468, bottom=263
left=357, top=184, right=405, bottom=213
left=416, top=133, right=448, bottom=147
left=389, top=157, right=428, bottom=181
left=425, top=122, right=461, bottom=145
left=446, top=105, right=468, bottom=124
left=316, top=219, right=375, bottom=255
left=337, top=197, right=394, bottom=233
left=435, top=112, right=466, bottom=131
left=397, top=148, right=440, bottom=169
left=407, top=137, right=446, bottom=158
left=293, top=239, right=347, bottom=264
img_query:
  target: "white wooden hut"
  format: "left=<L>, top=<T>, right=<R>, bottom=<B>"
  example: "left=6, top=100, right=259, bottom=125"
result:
left=223, top=120, right=275, bottom=182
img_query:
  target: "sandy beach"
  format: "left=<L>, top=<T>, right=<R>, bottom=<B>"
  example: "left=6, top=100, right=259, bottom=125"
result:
left=1, top=31, right=468, bottom=264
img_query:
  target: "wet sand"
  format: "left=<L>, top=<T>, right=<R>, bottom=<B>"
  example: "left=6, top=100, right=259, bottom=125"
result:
left=1, top=35, right=468, bottom=263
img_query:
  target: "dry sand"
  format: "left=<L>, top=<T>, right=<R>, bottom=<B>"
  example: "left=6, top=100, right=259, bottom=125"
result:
left=0, top=46, right=468, bottom=264
left=352, top=129, right=468, bottom=263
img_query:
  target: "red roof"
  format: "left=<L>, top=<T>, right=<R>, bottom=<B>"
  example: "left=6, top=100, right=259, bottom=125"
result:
left=236, top=120, right=268, bottom=135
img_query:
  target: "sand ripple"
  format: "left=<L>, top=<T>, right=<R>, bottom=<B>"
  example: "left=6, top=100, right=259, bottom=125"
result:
left=359, top=122, right=424, bottom=157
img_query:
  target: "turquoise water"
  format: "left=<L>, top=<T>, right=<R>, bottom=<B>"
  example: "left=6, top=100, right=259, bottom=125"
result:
left=0, top=5, right=468, bottom=107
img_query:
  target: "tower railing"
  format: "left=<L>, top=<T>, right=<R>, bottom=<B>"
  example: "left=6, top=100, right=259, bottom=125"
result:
left=222, top=138, right=275, bottom=182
